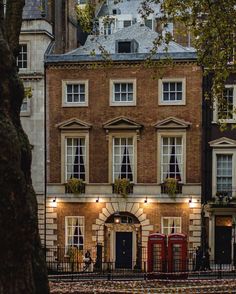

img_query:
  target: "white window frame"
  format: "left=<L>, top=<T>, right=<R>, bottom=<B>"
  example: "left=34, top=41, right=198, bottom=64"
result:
left=158, top=78, right=186, bottom=105
left=157, top=130, right=186, bottom=184
left=212, top=149, right=236, bottom=198
left=20, top=86, right=32, bottom=116
left=62, top=80, right=89, bottom=107
left=161, top=217, right=182, bottom=235
left=110, top=79, right=136, bottom=106
left=65, top=216, right=85, bottom=251
left=108, top=132, right=137, bottom=183
left=17, top=43, right=29, bottom=71
left=213, top=85, right=236, bottom=123
left=61, top=131, right=89, bottom=183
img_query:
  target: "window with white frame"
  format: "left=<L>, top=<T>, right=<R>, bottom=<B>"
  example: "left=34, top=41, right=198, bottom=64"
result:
left=17, top=44, right=27, bottom=69
left=217, top=86, right=236, bottom=121
left=162, top=217, right=181, bottom=235
left=62, top=81, right=88, bottom=107
left=110, top=79, right=136, bottom=106
left=65, top=216, right=84, bottom=250
left=66, top=138, right=86, bottom=181
left=159, top=79, right=186, bottom=105
left=113, top=137, right=134, bottom=182
left=216, top=154, right=233, bottom=195
left=20, top=86, right=32, bottom=116
left=161, top=137, right=183, bottom=182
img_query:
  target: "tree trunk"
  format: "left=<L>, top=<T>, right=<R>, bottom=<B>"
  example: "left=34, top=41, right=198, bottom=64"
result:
left=0, top=1, right=49, bottom=293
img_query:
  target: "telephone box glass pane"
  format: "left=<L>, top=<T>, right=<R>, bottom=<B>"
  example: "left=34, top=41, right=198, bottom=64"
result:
left=153, top=244, right=162, bottom=271
left=173, top=244, right=182, bottom=272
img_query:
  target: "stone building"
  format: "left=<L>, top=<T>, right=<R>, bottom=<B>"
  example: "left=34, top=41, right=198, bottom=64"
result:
left=202, top=73, right=236, bottom=264
left=19, top=0, right=53, bottom=246
left=45, top=23, right=202, bottom=268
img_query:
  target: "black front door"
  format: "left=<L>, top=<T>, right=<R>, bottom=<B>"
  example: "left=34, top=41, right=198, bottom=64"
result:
left=215, top=226, right=232, bottom=264
left=115, top=232, right=132, bottom=268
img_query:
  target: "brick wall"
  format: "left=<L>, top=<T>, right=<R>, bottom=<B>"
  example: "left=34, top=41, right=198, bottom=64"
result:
left=47, top=62, right=202, bottom=184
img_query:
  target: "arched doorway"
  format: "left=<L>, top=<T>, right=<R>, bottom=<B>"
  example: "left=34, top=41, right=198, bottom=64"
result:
left=104, top=212, right=141, bottom=269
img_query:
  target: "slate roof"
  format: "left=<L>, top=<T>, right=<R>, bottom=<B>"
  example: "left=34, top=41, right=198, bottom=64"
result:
left=22, top=0, right=46, bottom=20
left=66, top=23, right=195, bottom=55
left=97, top=0, right=161, bottom=18
left=46, top=23, right=196, bottom=63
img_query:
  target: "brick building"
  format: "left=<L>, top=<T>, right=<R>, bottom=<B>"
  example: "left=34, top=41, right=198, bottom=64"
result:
left=202, top=73, right=236, bottom=264
left=45, top=23, right=202, bottom=268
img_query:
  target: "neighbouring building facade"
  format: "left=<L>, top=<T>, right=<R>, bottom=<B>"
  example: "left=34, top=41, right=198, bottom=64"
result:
left=45, top=23, right=202, bottom=268
left=203, top=74, right=236, bottom=264
left=19, top=0, right=53, bottom=246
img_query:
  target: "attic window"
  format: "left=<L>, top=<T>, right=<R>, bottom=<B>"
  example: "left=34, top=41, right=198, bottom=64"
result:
left=118, top=41, right=131, bottom=53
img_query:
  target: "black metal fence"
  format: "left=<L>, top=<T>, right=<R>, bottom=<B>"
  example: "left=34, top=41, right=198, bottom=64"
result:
left=46, top=247, right=236, bottom=280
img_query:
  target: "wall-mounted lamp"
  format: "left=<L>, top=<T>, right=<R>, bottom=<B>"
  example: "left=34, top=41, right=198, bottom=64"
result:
left=114, top=211, right=121, bottom=224
left=51, top=197, right=57, bottom=208
left=144, top=196, right=148, bottom=203
left=96, top=197, right=100, bottom=203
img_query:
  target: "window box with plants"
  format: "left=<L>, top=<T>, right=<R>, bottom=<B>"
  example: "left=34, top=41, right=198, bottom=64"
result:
left=65, top=177, right=86, bottom=194
left=112, top=178, right=133, bottom=198
left=161, top=178, right=183, bottom=197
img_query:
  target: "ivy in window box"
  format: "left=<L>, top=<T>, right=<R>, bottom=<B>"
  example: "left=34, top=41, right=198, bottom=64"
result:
left=162, top=178, right=179, bottom=197
left=113, top=178, right=133, bottom=198
left=65, top=178, right=85, bottom=194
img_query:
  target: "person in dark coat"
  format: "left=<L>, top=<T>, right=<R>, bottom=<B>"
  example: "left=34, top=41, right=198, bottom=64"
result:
left=195, top=246, right=202, bottom=271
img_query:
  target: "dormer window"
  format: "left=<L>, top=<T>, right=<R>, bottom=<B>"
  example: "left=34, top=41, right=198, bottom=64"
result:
left=116, top=39, right=138, bottom=53
left=118, top=41, right=131, bottom=53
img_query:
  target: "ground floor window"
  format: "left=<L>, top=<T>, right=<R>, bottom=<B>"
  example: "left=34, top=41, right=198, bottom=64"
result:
left=161, top=217, right=181, bottom=235
left=65, top=216, right=84, bottom=250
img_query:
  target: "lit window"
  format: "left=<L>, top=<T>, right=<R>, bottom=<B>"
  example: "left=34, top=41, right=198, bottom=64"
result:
left=65, top=216, right=84, bottom=250
left=66, top=138, right=86, bottom=181
left=161, top=137, right=183, bottom=182
left=113, top=137, right=134, bottom=182
left=17, top=44, right=27, bottom=69
left=162, top=217, right=181, bottom=235
left=159, top=79, right=186, bottom=105
left=62, top=80, right=88, bottom=107
left=216, top=154, right=232, bottom=196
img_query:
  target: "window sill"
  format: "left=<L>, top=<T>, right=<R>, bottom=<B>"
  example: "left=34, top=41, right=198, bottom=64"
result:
left=62, top=103, right=88, bottom=107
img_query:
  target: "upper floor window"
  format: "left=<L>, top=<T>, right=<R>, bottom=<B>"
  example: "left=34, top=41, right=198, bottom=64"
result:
left=217, top=86, right=236, bottom=121
left=17, top=44, right=27, bottom=69
left=62, top=80, right=88, bottom=107
left=162, top=217, right=181, bottom=235
left=65, top=216, right=84, bottom=250
left=110, top=79, right=136, bottom=106
left=216, top=154, right=232, bottom=196
left=116, top=39, right=138, bottom=53
left=66, top=137, right=86, bottom=181
left=113, top=137, right=134, bottom=182
left=161, top=137, right=183, bottom=182
left=145, top=19, right=153, bottom=30
left=159, top=78, right=186, bottom=105
left=123, top=20, right=132, bottom=28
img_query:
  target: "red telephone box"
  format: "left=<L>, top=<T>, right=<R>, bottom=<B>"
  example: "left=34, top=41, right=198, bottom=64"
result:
left=147, top=233, right=167, bottom=272
left=168, top=233, right=187, bottom=273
